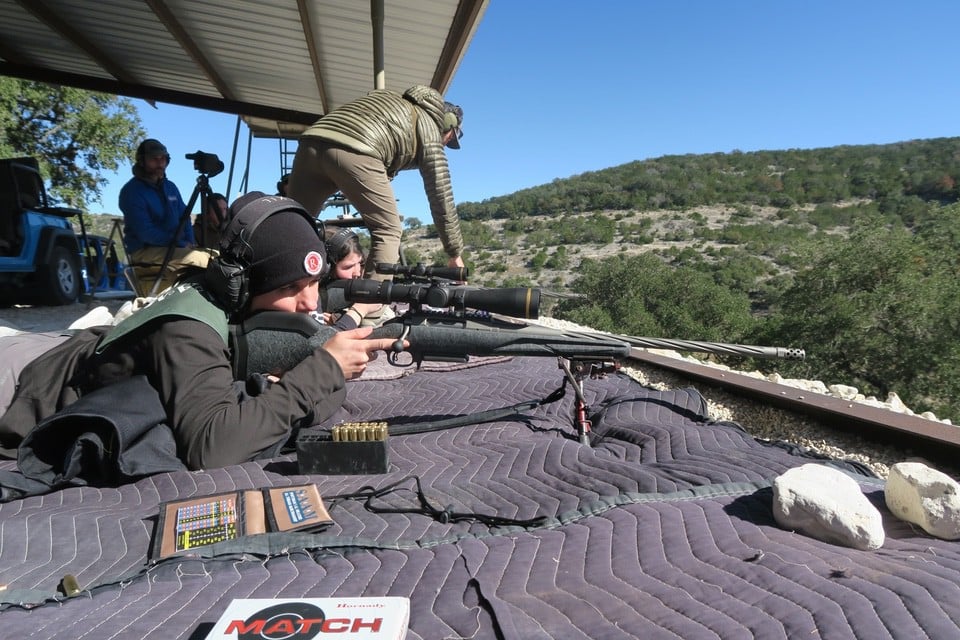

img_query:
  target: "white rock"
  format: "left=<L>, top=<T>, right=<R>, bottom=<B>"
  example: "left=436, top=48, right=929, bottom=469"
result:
left=828, top=384, right=859, bottom=401
left=772, top=463, right=885, bottom=550
left=885, top=392, right=908, bottom=413
left=885, top=462, right=960, bottom=540
left=804, top=380, right=829, bottom=395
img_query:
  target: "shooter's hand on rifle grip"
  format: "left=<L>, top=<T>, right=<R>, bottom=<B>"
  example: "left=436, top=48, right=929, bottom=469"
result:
left=323, top=326, right=407, bottom=379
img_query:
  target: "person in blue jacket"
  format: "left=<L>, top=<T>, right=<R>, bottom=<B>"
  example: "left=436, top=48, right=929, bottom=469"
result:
left=119, top=138, right=212, bottom=293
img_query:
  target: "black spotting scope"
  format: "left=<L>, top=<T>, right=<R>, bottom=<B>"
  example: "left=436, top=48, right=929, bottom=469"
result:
left=185, top=151, right=224, bottom=177
left=337, top=278, right=540, bottom=319
left=376, top=262, right=469, bottom=282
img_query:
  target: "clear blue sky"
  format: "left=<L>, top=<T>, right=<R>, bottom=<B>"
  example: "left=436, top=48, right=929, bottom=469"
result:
left=92, top=0, right=960, bottom=221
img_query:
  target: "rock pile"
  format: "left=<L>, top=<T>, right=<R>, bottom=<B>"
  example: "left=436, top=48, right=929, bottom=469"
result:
left=771, top=461, right=960, bottom=548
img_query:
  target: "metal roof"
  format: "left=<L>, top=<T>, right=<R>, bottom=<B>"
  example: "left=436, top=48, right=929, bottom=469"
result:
left=0, top=0, right=487, bottom=137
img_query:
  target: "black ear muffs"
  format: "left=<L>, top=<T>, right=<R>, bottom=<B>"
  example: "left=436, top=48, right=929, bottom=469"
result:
left=204, top=255, right=249, bottom=315
left=204, top=194, right=319, bottom=313
left=321, top=227, right=358, bottom=284
left=325, top=228, right=356, bottom=262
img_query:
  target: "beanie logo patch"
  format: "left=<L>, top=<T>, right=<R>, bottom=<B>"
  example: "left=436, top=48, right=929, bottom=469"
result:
left=304, top=251, right=324, bottom=276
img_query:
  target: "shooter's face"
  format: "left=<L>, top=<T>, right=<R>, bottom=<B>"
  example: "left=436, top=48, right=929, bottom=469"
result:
left=334, top=251, right=364, bottom=280
left=142, top=155, right=168, bottom=182
left=208, top=199, right=227, bottom=227
left=249, top=276, right=321, bottom=314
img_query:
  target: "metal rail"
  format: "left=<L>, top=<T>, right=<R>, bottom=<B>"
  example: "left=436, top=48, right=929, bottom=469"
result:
left=626, top=348, right=960, bottom=464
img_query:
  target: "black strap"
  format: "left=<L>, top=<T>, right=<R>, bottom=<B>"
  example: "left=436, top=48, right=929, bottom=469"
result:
left=329, top=475, right=547, bottom=528
left=385, top=383, right=567, bottom=436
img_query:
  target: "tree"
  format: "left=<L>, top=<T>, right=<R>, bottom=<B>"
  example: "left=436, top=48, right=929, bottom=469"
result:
left=752, top=208, right=960, bottom=422
left=554, top=253, right=756, bottom=342
left=0, top=78, right=144, bottom=208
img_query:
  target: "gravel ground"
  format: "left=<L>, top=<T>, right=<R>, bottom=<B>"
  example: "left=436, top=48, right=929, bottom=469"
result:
left=3, top=302, right=957, bottom=481
left=0, top=300, right=129, bottom=333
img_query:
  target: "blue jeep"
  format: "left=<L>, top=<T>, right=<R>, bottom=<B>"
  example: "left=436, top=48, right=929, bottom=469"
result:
left=0, top=157, right=87, bottom=305
left=0, top=157, right=133, bottom=305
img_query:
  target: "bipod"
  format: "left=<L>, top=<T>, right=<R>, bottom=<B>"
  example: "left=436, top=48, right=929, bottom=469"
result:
left=148, top=173, right=212, bottom=296
left=557, top=358, right=621, bottom=446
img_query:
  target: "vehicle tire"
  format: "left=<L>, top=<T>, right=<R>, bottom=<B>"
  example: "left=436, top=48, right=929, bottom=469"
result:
left=42, top=246, right=81, bottom=305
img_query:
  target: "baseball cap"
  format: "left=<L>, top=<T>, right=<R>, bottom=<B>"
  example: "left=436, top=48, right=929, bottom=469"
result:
left=140, top=139, right=169, bottom=159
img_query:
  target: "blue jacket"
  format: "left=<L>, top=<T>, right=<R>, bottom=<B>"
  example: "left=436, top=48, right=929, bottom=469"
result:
left=118, top=172, right=193, bottom=252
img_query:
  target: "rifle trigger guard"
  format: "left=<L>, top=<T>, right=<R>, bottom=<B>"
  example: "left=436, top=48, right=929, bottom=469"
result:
left=387, top=324, right=413, bottom=367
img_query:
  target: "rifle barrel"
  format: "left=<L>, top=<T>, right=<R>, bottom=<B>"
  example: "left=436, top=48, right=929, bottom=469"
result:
left=600, top=334, right=805, bottom=360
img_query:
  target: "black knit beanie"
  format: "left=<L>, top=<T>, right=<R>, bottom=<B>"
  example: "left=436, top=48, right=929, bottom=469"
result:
left=241, top=204, right=327, bottom=296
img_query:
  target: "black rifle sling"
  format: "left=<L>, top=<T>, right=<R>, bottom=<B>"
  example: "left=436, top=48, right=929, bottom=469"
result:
left=384, top=383, right=567, bottom=436
left=328, top=475, right=548, bottom=528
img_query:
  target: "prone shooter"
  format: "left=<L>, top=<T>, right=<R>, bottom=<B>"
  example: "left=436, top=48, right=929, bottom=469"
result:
left=235, top=263, right=804, bottom=446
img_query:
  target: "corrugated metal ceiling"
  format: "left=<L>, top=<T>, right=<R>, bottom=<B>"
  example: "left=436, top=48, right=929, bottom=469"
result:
left=0, top=0, right=487, bottom=137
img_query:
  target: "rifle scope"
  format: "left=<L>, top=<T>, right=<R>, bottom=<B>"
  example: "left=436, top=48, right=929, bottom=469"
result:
left=340, top=278, right=541, bottom=319
left=376, top=262, right=469, bottom=282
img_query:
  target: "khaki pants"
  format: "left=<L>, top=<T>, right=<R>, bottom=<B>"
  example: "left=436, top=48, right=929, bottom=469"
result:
left=129, top=246, right=213, bottom=295
left=287, top=138, right=402, bottom=281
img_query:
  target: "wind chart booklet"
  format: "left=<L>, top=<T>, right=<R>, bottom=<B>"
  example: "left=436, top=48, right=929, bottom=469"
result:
left=151, top=484, right=331, bottom=559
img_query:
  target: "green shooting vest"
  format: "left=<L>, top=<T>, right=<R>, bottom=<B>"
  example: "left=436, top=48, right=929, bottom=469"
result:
left=96, top=282, right=229, bottom=354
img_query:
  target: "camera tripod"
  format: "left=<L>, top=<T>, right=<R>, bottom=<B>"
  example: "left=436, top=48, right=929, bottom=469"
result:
left=147, top=172, right=214, bottom=297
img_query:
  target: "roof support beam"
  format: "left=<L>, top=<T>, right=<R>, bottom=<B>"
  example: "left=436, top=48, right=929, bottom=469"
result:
left=371, top=0, right=385, bottom=90
left=0, top=61, right=320, bottom=126
left=297, top=0, right=329, bottom=114
left=15, top=0, right=135, bottom=83
left=146, top=0, right=234, bottom=101
left=432, top=0, right=487, bottom=92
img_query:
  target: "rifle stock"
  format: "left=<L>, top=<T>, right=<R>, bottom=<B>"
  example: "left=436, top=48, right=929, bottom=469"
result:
left=369, top=315, right=632, bottom=365
left=229, top=290, right=804, bottom=379
left=369, top=315, right=804, bottom=366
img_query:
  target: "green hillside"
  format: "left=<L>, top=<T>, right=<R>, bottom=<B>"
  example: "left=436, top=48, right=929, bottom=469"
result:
left=457, top=136, right=960, bottom=219
left=404, top=137, right=960, bottom=424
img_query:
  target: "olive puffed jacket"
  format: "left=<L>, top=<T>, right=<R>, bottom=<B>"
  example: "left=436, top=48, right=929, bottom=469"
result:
left=300, top=85, right=464, bottom=257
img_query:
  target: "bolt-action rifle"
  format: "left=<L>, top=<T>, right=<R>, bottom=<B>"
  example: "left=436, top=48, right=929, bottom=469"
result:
left=233, top=265, right=803, bottom=445
left=320, top=263, right=805, bottom=444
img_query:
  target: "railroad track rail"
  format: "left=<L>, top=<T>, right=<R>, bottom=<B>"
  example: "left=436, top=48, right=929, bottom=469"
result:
left=625, top=347, right=960, bottom=473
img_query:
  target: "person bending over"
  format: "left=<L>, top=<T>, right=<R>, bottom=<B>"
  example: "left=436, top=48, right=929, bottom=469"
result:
left=287, top=85, right=466, bottom=282
left=0, top=192, right=398, bottom=471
